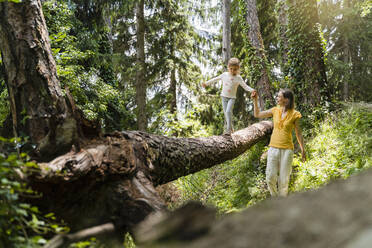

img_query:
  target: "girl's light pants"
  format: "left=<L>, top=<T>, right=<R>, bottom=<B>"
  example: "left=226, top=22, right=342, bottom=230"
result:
left=221, top=96, right=235, bottom=133
left=266, top=147, right=294, bottom=197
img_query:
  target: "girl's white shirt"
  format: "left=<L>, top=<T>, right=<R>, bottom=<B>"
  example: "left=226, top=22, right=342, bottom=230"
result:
left=205, top=72, right=254, bottom=98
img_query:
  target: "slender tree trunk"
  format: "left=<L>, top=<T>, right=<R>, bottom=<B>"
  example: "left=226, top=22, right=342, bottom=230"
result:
left=343, top=38, right=350, bottom=101
left=342, top=0, right=351, bottom=101
left=136, top=0, right=147, bottom=131
left=99, top=8, right=115, bottom=86
left=278, top=0, right=289, bottom=68
left=168, top=68, right=177, bottom=114
left=222, top=0, right=231, bottom=66
left=244, top=0, right=274, bottom=108
left=104, top=11, right=113, bottom=55
left=0, top=0, right=80, bottom=160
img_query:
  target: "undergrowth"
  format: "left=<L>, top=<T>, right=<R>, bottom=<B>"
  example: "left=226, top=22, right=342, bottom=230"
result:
left=175, top=103, right=372, bottom=213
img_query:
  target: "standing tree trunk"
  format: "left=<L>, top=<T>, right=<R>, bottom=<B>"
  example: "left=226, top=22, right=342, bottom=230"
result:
left=168, top=68, right=177, bottom=114
left=0, top=0, right=80, bottom=160
left=136, top=0, right=147, bottom=131
left=244, top=0, right=274, bottom=108
left=342, top=37, right=350, bottom=101
left=100, top=8, right=115, bottom=87
left=287, top=0, right=329, bottom=107
left=104, top=9, right=113, bottom=55
left=342, top=0, right=351, bottom=101
left=222, top=0, right=231, bottom=66
left=278, top=0, right=289, bottom=68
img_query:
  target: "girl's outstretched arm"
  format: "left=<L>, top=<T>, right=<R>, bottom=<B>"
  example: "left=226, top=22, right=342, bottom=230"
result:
left=294, top=119, right=306, bottom=162
left=251, top=91, right=273, bottom=118
left=202, top=74, right=222, bottom=88
left=238, top=76, right=255, bottom=92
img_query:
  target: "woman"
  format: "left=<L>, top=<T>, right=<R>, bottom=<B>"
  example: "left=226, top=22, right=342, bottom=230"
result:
left=251, top=89, right=306, bottom=197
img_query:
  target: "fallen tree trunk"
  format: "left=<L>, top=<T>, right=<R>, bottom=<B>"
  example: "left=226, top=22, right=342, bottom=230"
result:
left=30, top=121, right=272, bottom=234
left=135, top=167, right=372, bottom=248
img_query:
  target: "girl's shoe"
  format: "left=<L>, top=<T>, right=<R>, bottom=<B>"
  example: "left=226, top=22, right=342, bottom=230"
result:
left=223, top=130, right=232, bottom=135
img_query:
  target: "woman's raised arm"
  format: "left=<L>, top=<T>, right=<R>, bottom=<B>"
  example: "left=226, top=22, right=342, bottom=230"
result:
left=251, top=91, right=273, bottom=119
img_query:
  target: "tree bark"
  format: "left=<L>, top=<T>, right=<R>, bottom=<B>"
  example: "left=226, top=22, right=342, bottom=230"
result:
left=168, top=68, right=177, bottom=114
left=136, top=167, right=372, bottom=248
left=244, top=0, right=274, bottom=108
left=278, top=0, right=289, bottom=67
left=342, top=37, right=350, bottom=101
left=222, top=0, right=231, bottom=66
left=287, top=0, right=329, bottom=107
left=306, top=0, right=329, bottom=106
left=0, top=0, right=80, bottom=160
left=136, top=0, right=147, bottom=131
left=342, top=0, right=351, bottom=101
left=30, top=121, right=272, bottom=235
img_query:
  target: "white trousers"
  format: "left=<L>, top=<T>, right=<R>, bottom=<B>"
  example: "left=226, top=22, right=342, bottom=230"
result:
left=266, top=147, right=294, bottom=197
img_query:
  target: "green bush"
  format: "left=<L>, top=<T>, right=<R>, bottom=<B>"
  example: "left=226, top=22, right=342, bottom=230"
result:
left=290, top=103, right=372, bottom=192
left=0, top=138, right=66, bottom=248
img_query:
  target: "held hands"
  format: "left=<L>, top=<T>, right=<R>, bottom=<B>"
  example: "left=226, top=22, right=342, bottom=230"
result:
left=251, top=90, right=257, bottom=99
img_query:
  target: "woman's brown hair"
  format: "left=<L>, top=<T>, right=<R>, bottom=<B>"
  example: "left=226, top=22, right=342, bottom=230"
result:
left=280, top=89, right=294, bottom=109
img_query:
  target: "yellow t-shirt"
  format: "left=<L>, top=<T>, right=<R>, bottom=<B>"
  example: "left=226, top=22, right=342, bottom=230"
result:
left=269, top=106, right=302, bottom=150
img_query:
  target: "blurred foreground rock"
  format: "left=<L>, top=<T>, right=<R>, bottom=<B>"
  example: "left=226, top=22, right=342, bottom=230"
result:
left=135, top=168, right=372, bottom=248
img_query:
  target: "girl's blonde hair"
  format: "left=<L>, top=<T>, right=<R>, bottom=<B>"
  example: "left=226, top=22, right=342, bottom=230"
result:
left=228, top=57, right=240, bottom=67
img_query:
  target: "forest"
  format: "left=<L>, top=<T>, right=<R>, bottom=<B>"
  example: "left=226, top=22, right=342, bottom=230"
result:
left=0, top=0, right=371, bottom=247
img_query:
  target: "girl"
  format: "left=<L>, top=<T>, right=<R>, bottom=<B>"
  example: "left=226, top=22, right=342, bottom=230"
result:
left=251, top=89, right=306, bottom=196
left=202, top=58, right=255, bottom=134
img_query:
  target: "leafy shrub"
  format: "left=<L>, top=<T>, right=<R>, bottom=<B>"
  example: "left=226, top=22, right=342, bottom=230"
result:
left=290, top=103, right=372, bottom=192
left=0, top=138, right=66, bottom=247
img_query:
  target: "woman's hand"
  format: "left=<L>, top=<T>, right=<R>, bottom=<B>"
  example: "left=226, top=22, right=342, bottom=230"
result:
left=252, top=91, right=272, bottom=118
left=201, top=82, right=207, bottom=88
left=294, top=119, right=306, bottom=161
left=301, top=149, right=306, bottom=162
